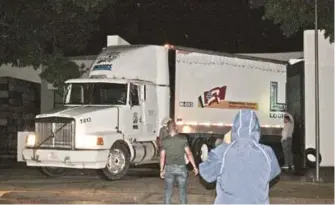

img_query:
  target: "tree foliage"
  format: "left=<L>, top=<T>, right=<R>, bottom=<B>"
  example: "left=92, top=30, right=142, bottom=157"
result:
left=249, top=0, right=334, bottom=42
left=3, top=0, right=331, bottom=93
left=0, top=0, right=106, bottom=88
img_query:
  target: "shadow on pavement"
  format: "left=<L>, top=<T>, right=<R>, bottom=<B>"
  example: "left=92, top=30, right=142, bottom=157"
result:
left=1, top=158, right=334, bottom=183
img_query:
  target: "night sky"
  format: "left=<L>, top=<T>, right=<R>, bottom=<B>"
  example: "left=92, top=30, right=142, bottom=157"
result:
left=81, top=0, right=303, bottom=56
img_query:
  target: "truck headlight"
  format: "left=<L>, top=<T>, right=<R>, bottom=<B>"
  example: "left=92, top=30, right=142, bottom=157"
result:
left=25, top=134, right=36, bottom=147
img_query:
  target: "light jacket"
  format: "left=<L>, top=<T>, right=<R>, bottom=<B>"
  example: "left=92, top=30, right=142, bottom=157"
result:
left=199, top=109, right=281, bottom=204
left=281, top=113, right=294, bottom=141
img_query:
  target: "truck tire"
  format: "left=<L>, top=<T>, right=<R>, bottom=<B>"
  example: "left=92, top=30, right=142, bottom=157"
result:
left=98, top=142, right=130, bottom=181
left=208, top=136, right=217, bottom=149
left=192, top=138, right=209, bottom=166
left=305, top=148, right=322, bottom=168
left=39, top=167, right=68, bottom=178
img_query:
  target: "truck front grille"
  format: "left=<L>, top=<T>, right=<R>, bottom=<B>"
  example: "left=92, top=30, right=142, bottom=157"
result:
left=35, top=117, right=75, bottom=149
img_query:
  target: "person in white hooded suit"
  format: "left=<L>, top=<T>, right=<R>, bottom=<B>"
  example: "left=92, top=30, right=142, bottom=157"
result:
left=199, top=109, right=281, bottom=204
left=281, top=113, right=294, bottom=170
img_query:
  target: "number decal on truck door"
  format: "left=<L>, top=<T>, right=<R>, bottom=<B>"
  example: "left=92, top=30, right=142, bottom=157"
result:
left=80, top=117, right=91, bottom=124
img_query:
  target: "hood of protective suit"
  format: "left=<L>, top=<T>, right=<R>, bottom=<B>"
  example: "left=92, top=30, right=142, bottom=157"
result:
left=285, top=112, right=294, bottom=125
left=231, top=109, right=261, bottom=142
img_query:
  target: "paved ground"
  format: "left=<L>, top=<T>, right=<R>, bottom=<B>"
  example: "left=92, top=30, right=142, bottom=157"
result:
left=0, top=164, right=334, bottom=204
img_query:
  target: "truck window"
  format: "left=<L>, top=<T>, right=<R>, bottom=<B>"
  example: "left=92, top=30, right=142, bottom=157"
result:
left=68, top=84, right=91, bottom=104
left=130, top=84, right=139, bottom=106
left=92, top=83, right=127, bottom=105
left=65, top=83, right=127, bottom=105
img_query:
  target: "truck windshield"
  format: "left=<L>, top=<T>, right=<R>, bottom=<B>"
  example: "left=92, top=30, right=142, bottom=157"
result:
left=65, top=83, right=128, bottom=105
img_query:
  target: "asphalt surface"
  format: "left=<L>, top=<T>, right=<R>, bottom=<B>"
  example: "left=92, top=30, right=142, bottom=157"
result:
left=0, top=163, right=334, bottom=204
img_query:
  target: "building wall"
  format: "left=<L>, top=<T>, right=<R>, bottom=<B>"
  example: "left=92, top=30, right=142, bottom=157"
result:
left=0, top=56, right=95, bottom=157
left=304, top=30, right=334, bottom=167
left=0, top=77, right=40, bottom=155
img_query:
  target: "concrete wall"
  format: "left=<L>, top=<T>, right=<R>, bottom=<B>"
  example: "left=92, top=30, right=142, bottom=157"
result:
left=0, top=77, right=40, bottom=155
left=0, top=64, right=42, bottom=83
left=304, top=30, right=334, bottom=167
left=0, top=56, right=96, bottom=113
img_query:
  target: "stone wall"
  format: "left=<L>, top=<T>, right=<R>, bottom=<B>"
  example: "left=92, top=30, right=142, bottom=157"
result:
left=0, top=77, right=40, bottom=156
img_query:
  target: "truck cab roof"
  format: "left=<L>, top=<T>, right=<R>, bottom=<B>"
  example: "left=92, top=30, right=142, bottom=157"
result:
left=65, top=77, right=155, bottom=85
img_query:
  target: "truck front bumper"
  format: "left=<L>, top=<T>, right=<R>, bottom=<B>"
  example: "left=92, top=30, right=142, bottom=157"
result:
left=22, top=149, right=109, bottom=169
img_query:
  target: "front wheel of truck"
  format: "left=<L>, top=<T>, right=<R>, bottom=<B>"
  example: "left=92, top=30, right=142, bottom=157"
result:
left=39, top=167, right=68, bottom=178
left=98, top=142, right=130, bottom=181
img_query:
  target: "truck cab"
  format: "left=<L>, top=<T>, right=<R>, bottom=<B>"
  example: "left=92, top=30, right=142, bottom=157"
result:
left=21, top=42, right=171, bottom=180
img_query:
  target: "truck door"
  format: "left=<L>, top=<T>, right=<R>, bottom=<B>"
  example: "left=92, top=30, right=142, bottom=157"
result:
left=140, top=84, right=157, bottom=140
left=129, top=83, right=144, bottom=137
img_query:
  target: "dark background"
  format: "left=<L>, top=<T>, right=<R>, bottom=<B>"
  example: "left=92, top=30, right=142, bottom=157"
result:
left=75, top=0, right=303, bottom=56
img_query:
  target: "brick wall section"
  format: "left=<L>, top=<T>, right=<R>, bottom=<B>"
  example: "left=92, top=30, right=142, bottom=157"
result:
left=0, top=77, right=40, bottom=156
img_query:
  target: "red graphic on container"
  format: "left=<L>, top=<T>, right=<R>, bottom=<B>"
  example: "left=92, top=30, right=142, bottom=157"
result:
left=198, top=86, right=258, bottom=110
left=198, top=86, right=227, bottom=107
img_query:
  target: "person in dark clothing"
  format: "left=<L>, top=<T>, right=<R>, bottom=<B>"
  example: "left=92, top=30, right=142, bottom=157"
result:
left=160, top=120, right=198, bottom=204
left=158, top=117, right=171, bottom=153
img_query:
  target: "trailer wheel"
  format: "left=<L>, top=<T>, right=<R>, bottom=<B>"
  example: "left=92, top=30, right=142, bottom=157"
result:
left=98, top=142, right=130, bottom=181
left=192, top=138, right=209, bottom=165
left=305, top=148, right=322, bottom=168
left=208, top=136, right=217, bottom=149
left=39, top=167, right=68, bottom=178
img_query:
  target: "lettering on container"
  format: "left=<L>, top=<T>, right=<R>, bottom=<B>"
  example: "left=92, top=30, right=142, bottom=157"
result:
left=92, top=64, right=112, bottom=71
left=96, top=52, right=120, bottom=64
left=179, top=101, right=194, bottom=108
left=269, top=81, right=286, bottom=118
left=269, top=113, right=285, bottom=119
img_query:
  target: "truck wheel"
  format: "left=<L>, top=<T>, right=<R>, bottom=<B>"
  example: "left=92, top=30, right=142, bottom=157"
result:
left=305, top=148, right=322, bottom=168
left=99, top=143, right=130, bottom=181
left=208, top=136, right=217, bottom=149
left=39, top=167, right=68, bottom=178
left=200, top=143, right=209, bottom=162
left=192, top=138, right=209, bottom=166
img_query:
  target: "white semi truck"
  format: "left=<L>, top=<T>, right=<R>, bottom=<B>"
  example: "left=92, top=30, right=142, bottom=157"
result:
left=17, top=36, right=288, bottom=180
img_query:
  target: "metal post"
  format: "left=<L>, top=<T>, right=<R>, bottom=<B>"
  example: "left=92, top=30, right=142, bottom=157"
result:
left=137, top=2, right=141, bottom=43
left=314, top=0, right=321, bottom=182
